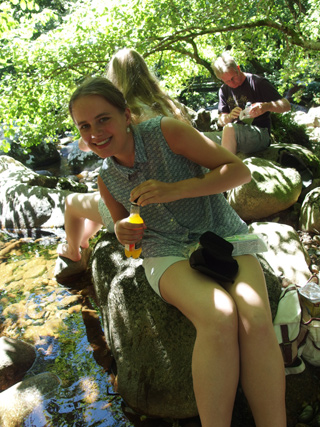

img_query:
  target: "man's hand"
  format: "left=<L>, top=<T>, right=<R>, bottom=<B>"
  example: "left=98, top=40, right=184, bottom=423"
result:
left=249, top=102, right=266, bottom=118
left=229, top=107, right=242, bottom=120
left=219, top=107, right=242, bottom=126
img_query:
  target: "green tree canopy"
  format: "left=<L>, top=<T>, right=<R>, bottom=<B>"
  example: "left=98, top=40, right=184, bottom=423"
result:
left=1, top=0, right=319, bottom=151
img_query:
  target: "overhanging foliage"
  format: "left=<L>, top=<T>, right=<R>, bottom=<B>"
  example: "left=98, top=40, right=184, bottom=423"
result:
left=1, top=0, right=320, bottom=150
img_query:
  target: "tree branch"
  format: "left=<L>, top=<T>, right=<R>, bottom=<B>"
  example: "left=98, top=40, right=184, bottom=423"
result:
left=145, top=18, right=320, bottom=53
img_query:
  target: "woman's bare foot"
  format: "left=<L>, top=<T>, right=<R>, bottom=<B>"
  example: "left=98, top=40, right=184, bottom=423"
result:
left=80, top=239, right=90, bottom=249
left=57, top=243, right=81, bottom=262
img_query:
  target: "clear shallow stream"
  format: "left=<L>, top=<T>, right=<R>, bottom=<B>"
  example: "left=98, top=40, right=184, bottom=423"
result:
left=0, top=232, right=168, bottom=427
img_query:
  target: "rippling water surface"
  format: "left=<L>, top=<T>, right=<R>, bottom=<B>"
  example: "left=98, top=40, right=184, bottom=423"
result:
left=0, top=232, right=138, bottom=427
left=0, top=229, right=201, bottom=427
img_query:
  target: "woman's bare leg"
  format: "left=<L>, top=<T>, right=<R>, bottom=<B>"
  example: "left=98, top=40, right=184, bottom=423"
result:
left=81, top=218, right=103, bottom=248
left=57, top=192, right=103, bottom=261
left=160, top=261, right=240, bottom=427
left=226, top=255, right=286, bottom=427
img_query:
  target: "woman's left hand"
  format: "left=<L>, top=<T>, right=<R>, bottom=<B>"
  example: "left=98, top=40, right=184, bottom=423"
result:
left=130, top=180, right=179, bottom=206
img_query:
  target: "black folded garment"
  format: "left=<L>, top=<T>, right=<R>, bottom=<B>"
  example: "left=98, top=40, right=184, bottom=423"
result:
left=189, top=231, right=239, bottom=283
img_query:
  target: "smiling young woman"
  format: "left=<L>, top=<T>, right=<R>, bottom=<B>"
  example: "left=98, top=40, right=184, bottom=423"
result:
left=59, top=76, right=287, bottom=427
left=71, top=94, right=134, bottom=166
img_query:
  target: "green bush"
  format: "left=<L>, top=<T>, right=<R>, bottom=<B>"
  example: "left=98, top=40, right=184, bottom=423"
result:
left=271, top=112, right=311, bottom=149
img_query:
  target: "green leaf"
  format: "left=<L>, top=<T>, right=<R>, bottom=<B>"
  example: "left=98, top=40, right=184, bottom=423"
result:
left=1, top=0, right=319, bottom=153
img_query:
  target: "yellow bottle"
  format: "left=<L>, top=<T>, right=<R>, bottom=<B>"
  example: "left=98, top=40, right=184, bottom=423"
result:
left=124, top=202, right=144, bottom=259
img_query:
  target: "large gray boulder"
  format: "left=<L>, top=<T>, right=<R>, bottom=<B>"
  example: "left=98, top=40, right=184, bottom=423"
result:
left=92, top=237, right=197, bottom=418
left=0, top=155, right=87, bottom=232
left=91, top=231, right=282, bottom=418
left=249, top=222, right=311, bottom=286
left=228, top=157, right=302, bottom=221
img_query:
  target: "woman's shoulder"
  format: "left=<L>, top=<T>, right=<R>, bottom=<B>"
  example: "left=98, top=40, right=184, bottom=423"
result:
left=135, top=115, right=163, bottom=131
left=136, top=116, right=184, bottom=140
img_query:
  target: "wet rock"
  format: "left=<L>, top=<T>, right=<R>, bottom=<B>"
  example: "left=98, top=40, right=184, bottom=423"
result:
left=0, top=337, right=36, bottom=391
left=54, top=247, right=92, bottom=283
left=57, top=294, right=82, bottom=309
left=0, top=372, right=60, bottom=427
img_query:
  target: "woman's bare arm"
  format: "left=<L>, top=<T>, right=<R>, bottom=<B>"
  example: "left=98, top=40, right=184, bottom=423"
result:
left=130, top=118, right=251, bottom=206
left=98, top=175, right=146, bottom=246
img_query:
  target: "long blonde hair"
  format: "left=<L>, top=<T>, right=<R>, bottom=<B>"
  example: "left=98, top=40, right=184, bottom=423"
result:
left=105, top=48, right=191, bottom=125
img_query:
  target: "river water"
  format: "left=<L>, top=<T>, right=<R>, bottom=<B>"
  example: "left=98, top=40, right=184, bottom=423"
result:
left=0, top=231, right=134, bottom=426
left=1, top=231, right=195, bottom=427
left=0, top=230, right=202, bottom=427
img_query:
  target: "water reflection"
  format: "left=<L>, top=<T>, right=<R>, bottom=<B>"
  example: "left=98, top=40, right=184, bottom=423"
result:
left=0, top=232, right=135, bottom=427
left=0, top=232, right=199, bottom=427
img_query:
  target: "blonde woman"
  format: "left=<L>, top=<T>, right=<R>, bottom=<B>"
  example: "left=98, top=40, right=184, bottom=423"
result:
left=67, top=76, right=286, bottom=427
left=58, top=48, right=191, bottom=261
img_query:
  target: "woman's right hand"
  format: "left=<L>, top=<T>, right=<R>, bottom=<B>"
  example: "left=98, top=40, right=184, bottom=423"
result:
left=114, top=218, right=146, bottom=246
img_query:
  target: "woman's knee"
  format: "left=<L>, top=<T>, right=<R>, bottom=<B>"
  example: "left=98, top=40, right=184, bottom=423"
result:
left=194, top=295, right=238, bottom=340
left=64, top=193, right=82, bottom=214
left=241, top=305, right=273, bottom=337
left=65, top=193, right=92, bottom=213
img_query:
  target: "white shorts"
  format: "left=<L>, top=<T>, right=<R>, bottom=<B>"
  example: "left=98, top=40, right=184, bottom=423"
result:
left=143, top=255, right=188, bottom=300
left=143, top=251, right=258, bottom=301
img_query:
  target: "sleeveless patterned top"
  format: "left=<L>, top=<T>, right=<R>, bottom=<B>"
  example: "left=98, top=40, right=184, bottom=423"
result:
left=99, top=116, right=248, bottom=258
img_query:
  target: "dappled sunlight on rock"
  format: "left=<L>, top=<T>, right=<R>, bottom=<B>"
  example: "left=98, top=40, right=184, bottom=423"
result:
left=249, top=222, right=311, bottom=285
left=300, top=187, right=320, bottom=233
left=229, top=157, right=302, bottom=221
